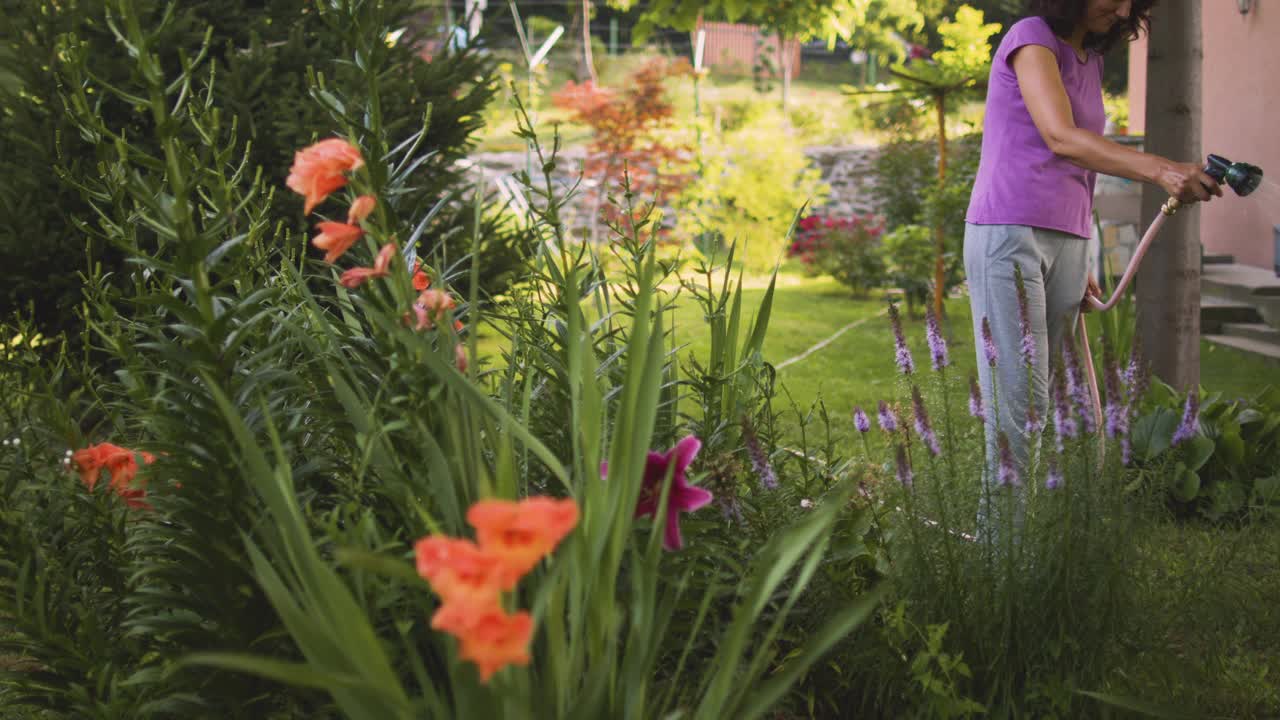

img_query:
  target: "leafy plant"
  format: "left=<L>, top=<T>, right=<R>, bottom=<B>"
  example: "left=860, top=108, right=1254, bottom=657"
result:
left=0, top=0, right=521, bottom=351
left=1131, top=383, right=1280, bottom=520
left=675, top=115, right=828, bottom=272
left=1103, top=91, right=1129, bottom=133
left=0, top=4, right=884, bottom=717
left=823, top=289, right=1155, bottom=716
left=551, top=57, right=694, bottom=239
left=880, top=225, right=936, bottom=317
left=788, top=213, right=888, bottom=297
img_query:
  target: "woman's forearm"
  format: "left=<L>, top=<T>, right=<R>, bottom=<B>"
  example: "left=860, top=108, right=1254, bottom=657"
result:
left=1045, top=127, right=1167, bottom=184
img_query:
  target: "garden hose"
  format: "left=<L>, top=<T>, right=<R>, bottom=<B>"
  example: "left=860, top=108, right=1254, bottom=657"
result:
left=1076, top=155, right=1264, bottom=432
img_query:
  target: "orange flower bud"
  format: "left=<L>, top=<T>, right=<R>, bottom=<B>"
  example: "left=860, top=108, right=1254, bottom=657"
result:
left=347, top=195, right=377, bottom=225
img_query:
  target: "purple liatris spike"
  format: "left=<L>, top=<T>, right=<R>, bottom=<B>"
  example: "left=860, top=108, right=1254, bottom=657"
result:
left=981, top=316, right=998, bottom=368
left=997, top=432, right=1019, bottom=487
left=968, top=375, right=985, bottom=423
left=1123, top=342, right=1146, bottom=391
left=1025, top=403, right=1043, bottom=435
left=1061, top=337, right=1095, bottom=434
left=888, top=302, right=914, bottom=375
left=1121, top=437, right=1132, bottom=466
left=1014, top=265, right=1036, bottom=367
left=1051, top=374, right=1077, bottom=453
left=895, top=444, right=914, bottom=488
left=1045, top=457, right=1063, bottom=490
left=853, top=406, right=871, bottom=434
left=1103, top=357, right=1128, bottom=440
left=925, top=306, right=949, bottom=371
left=1171, top=392, right=1201, bottom=446
left=1124, top=343, right=1150, bottom=424
left=878, top=400, right=898, bottom=433
left=741, top=417, right=778, bottom=490
left=911, top=386, right=941, bottom=456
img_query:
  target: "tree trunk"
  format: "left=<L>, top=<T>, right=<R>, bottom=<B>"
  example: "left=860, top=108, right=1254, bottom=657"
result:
left=932, top=91, right=948, bottom=320
left=571, top=4, right=587, bottom=82
left=464, top=0, right=485, bottom=43
left=778, top=32, right=791, bottom=112
left=582, top=0, right=597, bottom=84
left=1137, top=0, right=1202, bottom=391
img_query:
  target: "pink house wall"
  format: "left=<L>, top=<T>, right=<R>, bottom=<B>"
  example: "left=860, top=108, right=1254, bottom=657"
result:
left=1130, top=1, right=1280, bottom=270
left=698, top=21, right=801, bottom=78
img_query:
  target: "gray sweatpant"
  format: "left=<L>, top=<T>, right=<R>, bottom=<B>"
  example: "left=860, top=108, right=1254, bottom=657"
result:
left=963, top=223, right=1091, bottom=536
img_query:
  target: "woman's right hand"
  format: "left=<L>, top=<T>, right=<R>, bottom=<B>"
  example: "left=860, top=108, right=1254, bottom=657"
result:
left=1155, top=160, right=1224, bottom=204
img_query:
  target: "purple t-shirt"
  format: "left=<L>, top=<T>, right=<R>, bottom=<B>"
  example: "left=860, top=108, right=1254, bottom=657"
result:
left=966, top=17, right=1106, bottom=238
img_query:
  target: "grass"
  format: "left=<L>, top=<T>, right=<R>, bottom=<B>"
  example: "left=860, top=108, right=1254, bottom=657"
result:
left=1119, top=517, right=1280, bottom=717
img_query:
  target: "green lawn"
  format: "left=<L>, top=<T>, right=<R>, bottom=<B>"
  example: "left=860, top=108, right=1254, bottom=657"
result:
left=664, top=268, right=1280, bottom=449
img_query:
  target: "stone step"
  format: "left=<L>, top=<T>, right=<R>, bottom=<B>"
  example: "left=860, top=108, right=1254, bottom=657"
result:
left=1203, top=334, right=1280, bottom=366
left=1201, top=263, right=1280, bottom=305
left=1202, top=253, right=1235, bottom=265
left=1220, top=322, right=1280, bottom=345
left=1201, top=296, right=1263, bottom=333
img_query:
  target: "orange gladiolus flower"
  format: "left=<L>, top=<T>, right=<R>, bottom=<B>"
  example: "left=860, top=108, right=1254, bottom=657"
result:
left=406, top=289, right=456, bottom=331
left=467, top=497, right=579, bottom=588
left=410, top=260, right=432, bottom=291
left=414, top=536, right=504, bottom=605
left=339, top=242, right=398, bottom=288
left=455, top=607, right=533, bottom=683
left=311, top=221, right=364, bottom=264
left=453, top=342, right=468, bottom=373
left=72, top=442, right=156, bottom=509
left=347, top=194, right=377, bottom=225
left=286, top=138, right=365, bottom=215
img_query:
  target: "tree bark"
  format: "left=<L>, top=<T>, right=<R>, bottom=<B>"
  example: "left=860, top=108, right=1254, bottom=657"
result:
left=1137, top=1, right=1202, bottom=391
left=570, top=3, right=587, bottom=82
left=582, top=0, right=597, bottom=84
left=933, top=91, right=948, bottom=320
left=778, top=31, right=791, bottom=112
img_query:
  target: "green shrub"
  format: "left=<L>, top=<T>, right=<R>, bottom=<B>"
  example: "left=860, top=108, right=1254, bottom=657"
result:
left=787, top=212, right=888, bottom=297
left=676, top=116, right=828, bottom=272
left=717, top=98, right=767, bottom=134
left=0, top=0, right=527, bottom=349
left=871, top=138, right=936, bottom=230
left=880, top=225, right=934, bottom=316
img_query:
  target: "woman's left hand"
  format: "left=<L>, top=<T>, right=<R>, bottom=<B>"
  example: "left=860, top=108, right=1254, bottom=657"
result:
left=1080, top=275, right=1102, bottom=312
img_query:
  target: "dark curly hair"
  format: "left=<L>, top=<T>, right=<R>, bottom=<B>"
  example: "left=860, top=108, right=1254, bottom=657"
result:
left=1024, top=0, right=1156, bottom=54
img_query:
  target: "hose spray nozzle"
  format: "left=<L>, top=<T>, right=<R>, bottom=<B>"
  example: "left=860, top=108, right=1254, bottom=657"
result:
left=1205, top=154, right=1264, bottom=197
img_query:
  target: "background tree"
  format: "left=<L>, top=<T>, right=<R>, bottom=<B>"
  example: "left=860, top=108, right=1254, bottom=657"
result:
left=1137, top=0, right=1203, bottom=390
left=608, top=0, right=926, bottom=111
left=853, top=5, right=999, bottom=319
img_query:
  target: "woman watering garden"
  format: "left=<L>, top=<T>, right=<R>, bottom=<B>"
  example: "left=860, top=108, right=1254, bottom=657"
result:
left=963, top=0, right=1220, bottom=533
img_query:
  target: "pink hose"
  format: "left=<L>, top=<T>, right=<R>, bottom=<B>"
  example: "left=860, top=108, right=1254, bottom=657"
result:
left=1076, top=198, right=1178, bottom=432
